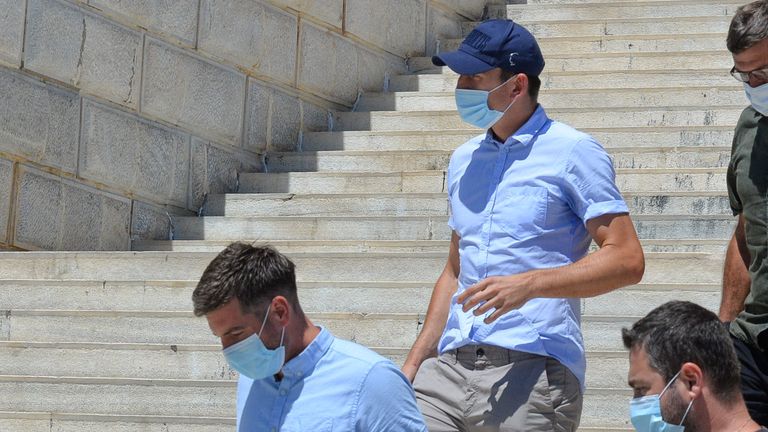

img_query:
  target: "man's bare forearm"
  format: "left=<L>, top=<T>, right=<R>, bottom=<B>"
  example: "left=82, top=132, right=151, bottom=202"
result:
left=720, top=215, right=750, bottom=321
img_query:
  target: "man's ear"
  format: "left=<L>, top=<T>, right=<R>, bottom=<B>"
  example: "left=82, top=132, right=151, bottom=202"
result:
left=511, top=73, right=528, bottom=98
left=680, top=362, right=704, bottom=399
left=269, top=296, right=292, bottom=327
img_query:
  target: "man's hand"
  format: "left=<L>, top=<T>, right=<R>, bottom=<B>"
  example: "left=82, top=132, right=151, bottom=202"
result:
left=457, top=273, right=535, bottom=324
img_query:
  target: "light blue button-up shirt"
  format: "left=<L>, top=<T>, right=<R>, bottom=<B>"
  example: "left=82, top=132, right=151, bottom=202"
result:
left=236, top=327, right=427, bottom=431
left=440, top=105, right=629, bottom=391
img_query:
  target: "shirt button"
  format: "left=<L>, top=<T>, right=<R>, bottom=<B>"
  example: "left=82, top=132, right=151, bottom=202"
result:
left=280, top=390, right=287, bottom=396
left=476, top=348, right=485, bottom=357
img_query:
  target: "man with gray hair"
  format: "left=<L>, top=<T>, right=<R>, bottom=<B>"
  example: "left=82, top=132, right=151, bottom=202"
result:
left=719, top=0, right=768, bottom=424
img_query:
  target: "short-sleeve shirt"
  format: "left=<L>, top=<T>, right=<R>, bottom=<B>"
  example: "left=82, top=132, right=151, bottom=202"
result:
left=236, top=327, right=427, bottom=431
left=727, top=106, right=768, bottom=350
left=440, top=105, right=629, bottom=391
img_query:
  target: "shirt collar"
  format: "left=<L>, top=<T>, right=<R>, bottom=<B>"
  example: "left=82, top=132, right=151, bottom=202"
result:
left=484, top=104, right=550, bottom=147
left=280, top=326, right=332, bottom=379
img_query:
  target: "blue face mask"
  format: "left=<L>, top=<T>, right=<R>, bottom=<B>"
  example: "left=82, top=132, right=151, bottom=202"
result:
left=744, top=81, right=768, bottom=116
left=455, top=76, right=517, bottom=129
left=223, top=304, right=286, bottom=380
left=630, top=371, right=694, bottom=432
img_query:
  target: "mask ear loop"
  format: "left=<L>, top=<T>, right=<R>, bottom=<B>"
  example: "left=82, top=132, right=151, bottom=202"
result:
left=258, top=303, right=272, bottom=338
left=489, top=74, right=520, bottom=115
left=677, top=399, right=694, bottom=426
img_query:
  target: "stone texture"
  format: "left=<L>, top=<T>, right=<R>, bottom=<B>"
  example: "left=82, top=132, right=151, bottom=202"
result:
left=199, top=0, right=298, bottom=84
left=433, top=0, right=487, bottom=19
left=0, top=0, right=26, bottom=67
left=24, top=0, right=143, bottom=107
left=358, top=46, right=406, bottom=93
left=189, top=137, right=261, bottom=210
left=0, top=158, right=12, bottom=244
left=130, top=200, right=192, bottom=242
left=346, top=0, right=426, bottom=57
left=269, top=0, right=343, bottom=28
left=89, top=0, right=199, bottom=46
left=14, top=166, right=131, bottom=250
left=426, top=5, right=462, bottom=56
left=298, top=22, right=359, bottom=103
left=245, top=80, right=270, bottom=153
left=80, top=101, right=190, bottom=207
left=269, top=89, right=301, bottom=151
left=0, top=68, right=80, bottom=173
left=301, top=100, right=329, bottom=133
left=245, top=80, right=302, bottom=153
left=142, top=38, right=246, bottom=145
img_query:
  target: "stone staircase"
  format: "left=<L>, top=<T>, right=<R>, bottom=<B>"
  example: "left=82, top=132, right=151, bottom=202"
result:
left=0, top=0, right=744, bottom=430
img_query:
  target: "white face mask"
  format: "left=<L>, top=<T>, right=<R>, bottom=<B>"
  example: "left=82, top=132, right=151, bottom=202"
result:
left=744, top=81, right=768, bottom=116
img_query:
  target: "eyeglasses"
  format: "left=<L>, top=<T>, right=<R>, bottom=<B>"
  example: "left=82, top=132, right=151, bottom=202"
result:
left=730, top=65, right=768, bottom=83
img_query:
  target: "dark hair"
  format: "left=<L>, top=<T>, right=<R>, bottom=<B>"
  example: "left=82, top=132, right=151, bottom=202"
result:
left=192, top=242, right=299, bottom=317
left=622, top=301, right=741, bottom=404
left=501, top=69, right=541, bottom=101
left=727, top=0, right=768, bottom=53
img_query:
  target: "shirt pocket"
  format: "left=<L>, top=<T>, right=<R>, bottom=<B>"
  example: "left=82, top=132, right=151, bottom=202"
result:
left=493, top=186, right=548, bottom=241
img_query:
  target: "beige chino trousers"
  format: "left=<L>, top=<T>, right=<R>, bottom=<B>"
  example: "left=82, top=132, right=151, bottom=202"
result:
left=413, top=344, right=582, bottom=432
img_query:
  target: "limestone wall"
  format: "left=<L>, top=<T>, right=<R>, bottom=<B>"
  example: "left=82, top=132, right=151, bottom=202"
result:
left=0, top=0, right=487, bottom=250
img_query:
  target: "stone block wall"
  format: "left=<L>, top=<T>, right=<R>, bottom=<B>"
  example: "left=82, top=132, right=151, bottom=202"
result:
left=0, top=0, right=487, bottom=250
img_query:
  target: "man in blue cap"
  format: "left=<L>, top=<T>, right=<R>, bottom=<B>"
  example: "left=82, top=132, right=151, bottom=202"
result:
left=402, top=19, right=645, bottom=430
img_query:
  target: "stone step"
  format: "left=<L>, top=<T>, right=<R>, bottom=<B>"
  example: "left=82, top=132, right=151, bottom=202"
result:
left=203, top=190, right=729, bottom=218
left=357, top=87, right=745, bottom=112
left=0, top=251, right=727, bottom=284
left=0, top=309, right=701, bottom=352
left=238, top=168, right=726, bottom=194
left=332, top=107, right=741, bottom=132
left=491, top=0, right=744, bottom=22
left=169, top=214, right=734, bottom=242
left=0, top=385, right=632, bottom=429
left=0, top=278, right=720, bottom=316
left=133, top=238, right=727, bottom=254
left=265, top=147, right=730, bottom=173
left=390, top=70, right=735, bottom=91
left=0, top=414, right=233, bottom=432
left=302, top=127, right=734, bottom=152
left=440, top=33, right=728, bottom=55
left=460, top=15, right=731, bottom=38
left=0, top=339, right=697, bottom=392
left=407, top=51, right=732, bottom=74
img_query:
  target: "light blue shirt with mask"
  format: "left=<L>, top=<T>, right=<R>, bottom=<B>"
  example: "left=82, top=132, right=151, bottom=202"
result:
left=235, top=326, right=427, bottom=432
left=440, top=105, right=629, bottom=391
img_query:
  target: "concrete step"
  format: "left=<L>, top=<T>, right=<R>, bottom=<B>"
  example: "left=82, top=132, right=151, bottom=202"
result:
left=390, top=70, right=735, bottom=91
left=240, top=170, right=446, bottom=193
left=460, top=15, right=731, bottom=38
left=0, top=309, right=703, bottom=350
left=441, top=33, right=728, bottom=55
left=302, top=127, right=734, bottom=152
left=407, top=51, right=732, bottom=74
left=0, top=413, right=234, bottom=432
left=202, top=190, right=729, bottom=218
left=134, top=238, right=727, bottom=254
left=170, top=214, right=734, bottom=242
left=357, top=87, right=745, bottom=112
left=0, top=376, right=234, bottom=418
left=0, top=277, right=720, bottom=316
left=265, top=147, right=730, bottom=173
left=332, top=107, right=741, bottom=132
left=238, top=168, right=726, bottom=194
left=0, top=251, right=728, bottom=284
left=491, top=0, right=744, bottom=22
left=0, top=384, right=631, bottom=429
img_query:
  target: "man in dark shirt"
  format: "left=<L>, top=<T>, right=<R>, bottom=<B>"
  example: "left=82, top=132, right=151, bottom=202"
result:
left=719, top=0, right=768, bottom=425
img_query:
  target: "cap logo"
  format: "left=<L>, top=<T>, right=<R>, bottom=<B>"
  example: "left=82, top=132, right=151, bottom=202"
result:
left=509, top=52, right=518, bottom=66
left=464, top=29, right=491, bottom=51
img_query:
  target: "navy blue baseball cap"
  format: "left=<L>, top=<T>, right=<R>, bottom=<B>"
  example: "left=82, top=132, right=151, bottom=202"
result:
left=432, top=19, right=544, bottom=76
